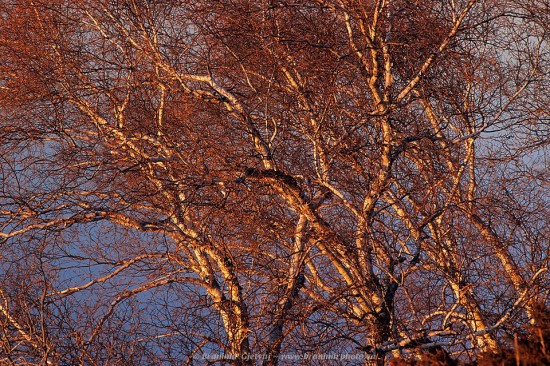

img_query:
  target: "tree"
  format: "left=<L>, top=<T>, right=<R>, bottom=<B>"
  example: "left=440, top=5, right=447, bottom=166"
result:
left=0, top=0, right=548, bottom=365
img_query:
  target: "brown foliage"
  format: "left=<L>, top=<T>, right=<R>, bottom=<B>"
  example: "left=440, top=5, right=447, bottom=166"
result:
left=0, top=1, right=548, bottom=365
left=475, top=304, right=550, bottom=366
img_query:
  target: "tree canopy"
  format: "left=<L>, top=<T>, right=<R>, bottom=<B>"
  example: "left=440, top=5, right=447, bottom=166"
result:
left=0, top=1, right=548, bottom=365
